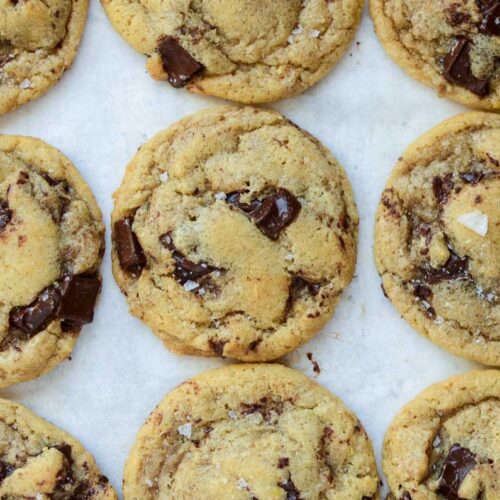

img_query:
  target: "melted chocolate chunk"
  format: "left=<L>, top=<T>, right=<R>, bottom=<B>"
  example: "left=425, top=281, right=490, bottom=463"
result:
left=0, top=461, right=15, bottom=482
left=158, top=37, right=204, bottom=88
left=208, top=338, right=227, bottom=357
left=114, top=217, right=146, bottom=275
left=433, top=174, right=454, bottom=205
left=437, top=444, right=476, bottom=500
left=59, top=274, right=101, bottom=326
left=414, top=283, right=433, bottom=301
left=278, top=477, right=301, bottom=500
left=447, top=4, right=471, bottom=25
left=422, top=252, right=469, bottom=284
left=160, top=232, right=222, bottom=286
left=291, top=276, right=321, bottom=296
left=278, top=457, right=289, bottom=468
left=478, top=0, right=500, bottom=35
left=0, top=201, right=12, bottom=233
left=54, top=444, right=74, bottom=486
left=443, top=38, right=489, bottom=96
left=227, top=189, right=301, bottom=240
left=9, top=286, right=61, bottom=335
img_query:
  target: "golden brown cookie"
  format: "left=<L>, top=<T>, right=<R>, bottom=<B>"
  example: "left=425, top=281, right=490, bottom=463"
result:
left=101, top=0, right=363, bottom=103
left=370, top=0, right=500, bottom=110
left=0, top=0, right=88, bottom=115
left=375, top=112, right=499, bottom=365
left=0, top=397, right=117, bottom=498
left=111, top=106, right=358, bottom=361
left=123, top=363, right=380, bottom=499
left=0, top=135, right=104, bottom=387
left=383, top=370, right=500, bottom=500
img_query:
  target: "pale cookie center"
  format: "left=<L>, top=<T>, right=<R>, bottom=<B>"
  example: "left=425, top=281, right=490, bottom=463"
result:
left=444, top=180, right=500, bottom=281
left=0, top=0, right=71, bottom=51
left=198, top=0, right=301, bottom=63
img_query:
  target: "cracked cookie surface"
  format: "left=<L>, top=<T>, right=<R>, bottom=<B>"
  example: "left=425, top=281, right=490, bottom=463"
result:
left=111, top=106, right=358, bottom=361
left=0, top=135, right=104, bottom=387
left=123, top=363, right=380, bottom=499
left=0, top=0, right=88, bottom=115
left=375, top=112, right=500, bottom=365
left=383, top=370, right=500, bottom=500
left=370, top=0, right=500, bottom=110
left=101, top=0, right=363, bottom=103
left=0, top=397, right=117, bottom=498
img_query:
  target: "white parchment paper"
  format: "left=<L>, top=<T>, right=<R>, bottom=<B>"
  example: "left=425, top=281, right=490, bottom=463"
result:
left=0, top=2, right=480, bottom=495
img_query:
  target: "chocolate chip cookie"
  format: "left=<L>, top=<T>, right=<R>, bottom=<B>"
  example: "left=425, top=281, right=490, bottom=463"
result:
left=0, top=0, right=88, bottom=115
left=111, top=106, right=358, bottom=361
left=0, top=397, right=117, bottom=498
left=370, top=0, right=500, bottom=110
left=123, top=363, right=380, bottom=499
left=0, top=135, right=104, bottom=387
left=375, top=112, right=500, bottom=365
left=101, top=0, right=363, bottom=103
left=384, top=369, right=500, bottom=500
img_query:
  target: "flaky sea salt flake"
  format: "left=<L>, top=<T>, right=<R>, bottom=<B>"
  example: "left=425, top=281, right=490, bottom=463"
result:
left=457, top=210, right=488, bottom=237
left=20, top=79, right=31, bottom=89
left=159, top=172, right=169, bottom=183
left=177, top=423, right=192, bottom=438
left=183, top=280, right=200, bottom=292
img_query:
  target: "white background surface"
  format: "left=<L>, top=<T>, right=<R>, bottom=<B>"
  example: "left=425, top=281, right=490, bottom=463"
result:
left=0, top=1, right=481, bottom=496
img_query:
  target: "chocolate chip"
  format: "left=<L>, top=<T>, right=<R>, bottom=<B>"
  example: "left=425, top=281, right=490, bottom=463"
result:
left=227, top=189, right=301, bottom=240
left=278, top=477, right=301, bottom=500
left=0, top=461, right=15, bottom=482
left=433, top=174, right=454, bottom=205
left=59, top=274, right=101, bottom=326
left=208, top=338, right=227, bottom=357
left=443, top=38, right=489, bottom=96
left=478, top=0, right=500, bottom=35
left=158, top=36, right=204, bottom=88
left=413, top=283, right=432, bottom=301
left=437, top=444, right=476, bottom=499
left=291, top=276, right=321, bottom=296
left=114, top=217, right=146, bottom=275
left=9, top=286, right=61, bottom=335
left=0, top=201, right=12, bottom=233
left=422, top=252, right=469, bottom=284
left=278, top=458, right=289, bottom=468
left=160, top=232, right=222, bottom=286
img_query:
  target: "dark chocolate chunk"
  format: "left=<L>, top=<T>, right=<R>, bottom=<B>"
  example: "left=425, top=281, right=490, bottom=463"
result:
left=433, top=174, right=454, bottom=205
left=53, top=443, right=74, bottom=486
left=158, top=36, right=204, bottom=88
left=478, top=0, right=500, bottom=35
left=443, top=38, right=489, bottom=97
left=447, top=4, right=471, bottom=25
left=9, top=286, right=61, bottom=335
left=0, top=200, right=12, bottom=233
left=59, top=274, right=101, bottom=326
left=437, top=444, right=476, bottom=500
left=227, top=189, right=301, bottom=240
left=278, top=458, right=289, bottom=468
left=422, top=252, right=469, bottom=284
left=0, top=461, right=15, bottom=482
left=160, top=232, right=222, bottom=286
left=413, top=283, right=432, bottom=301
left=114, top=217, right=146, bottom=274
left=291, top=276, right=321, bottom=296
left=278, top=477, right=301, bottom=500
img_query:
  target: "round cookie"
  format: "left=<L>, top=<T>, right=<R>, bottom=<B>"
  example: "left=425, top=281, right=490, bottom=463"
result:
left=375, top=112, right=500, bottom=365
left=383, top=370, right=500, bottom=500
left=111, top=106, right=358, bottom=361
left=370, top=0, right=500, bottom=110
left=123, top=363, right=380, bottom=499
left=0, top=0, right=88, bottom=115
left=0, top=135, right=105, bottom=387
left=101, top=0, right=363, bottom=104
left=0, top=397, right=117, bottom=498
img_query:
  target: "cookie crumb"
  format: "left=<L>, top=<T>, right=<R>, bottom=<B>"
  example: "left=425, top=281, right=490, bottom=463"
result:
left=177, top=423, right=192, bottom=438
left=306, top=352, right=321, bottom=375
left=457, top=210, right=488, bottom=236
